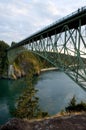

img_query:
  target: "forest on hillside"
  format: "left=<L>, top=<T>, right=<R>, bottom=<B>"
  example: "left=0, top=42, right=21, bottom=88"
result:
left=0, top=40, right=53, bottom=78
left=0, top=40, right=9, bottom=77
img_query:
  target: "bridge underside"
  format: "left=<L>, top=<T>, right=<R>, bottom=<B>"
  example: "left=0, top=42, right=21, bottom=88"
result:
left=7, top=7, right=86, bottom=89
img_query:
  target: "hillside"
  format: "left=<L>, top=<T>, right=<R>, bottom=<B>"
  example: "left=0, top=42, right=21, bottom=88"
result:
left=0, top=40, right=9, bottom=77
left=0, top=40, right=86, bottom=79
left=12, top=51, right=53, bottom=79
left=0, top=40, right=53, bottom=79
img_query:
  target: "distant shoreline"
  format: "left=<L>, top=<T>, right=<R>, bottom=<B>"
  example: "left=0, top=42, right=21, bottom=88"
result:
left=40, top=67, right=59, bottom=72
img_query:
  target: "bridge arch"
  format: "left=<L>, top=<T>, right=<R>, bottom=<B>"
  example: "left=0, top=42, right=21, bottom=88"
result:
left=7, top=7, right=86, bottom=88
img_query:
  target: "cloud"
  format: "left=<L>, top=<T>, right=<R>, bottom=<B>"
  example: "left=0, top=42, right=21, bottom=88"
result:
left=0, top=0, right=86, bottom=45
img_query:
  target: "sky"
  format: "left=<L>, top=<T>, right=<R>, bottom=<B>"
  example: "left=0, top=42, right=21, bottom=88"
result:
left=0, top=0, right=86, bottom=45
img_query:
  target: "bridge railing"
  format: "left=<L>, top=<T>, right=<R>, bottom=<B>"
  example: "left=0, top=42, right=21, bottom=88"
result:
left=42, top=6, right=86, bottom=30
left=7, top=6, right=86, bottom=50
left=27, top=6, right=86, bottom=38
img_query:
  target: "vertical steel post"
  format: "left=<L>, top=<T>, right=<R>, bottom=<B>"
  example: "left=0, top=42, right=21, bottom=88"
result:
left=76, top=19, right=81, bottom=81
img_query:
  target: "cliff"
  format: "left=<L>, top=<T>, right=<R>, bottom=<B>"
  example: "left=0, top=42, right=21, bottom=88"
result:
left=8, top=51, right=53, bottom=79
left=0, top=40, right=53, bottom=79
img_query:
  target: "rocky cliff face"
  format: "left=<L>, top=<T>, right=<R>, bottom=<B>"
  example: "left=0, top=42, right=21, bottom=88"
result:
left=1, top=48, right=53, bottom=79
left=8, top=52, right=41, bottom=79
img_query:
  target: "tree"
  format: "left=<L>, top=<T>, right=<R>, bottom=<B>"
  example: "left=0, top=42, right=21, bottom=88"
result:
left=68, top=96, right=76, bottom=107
left=65, top=96, right=86, bottom=112
left=11, top=41, right=16, bottom=46
left=14, top=74, right=48, bottom=119
left=65, top=96, right=76, bottom=112
left=0, top=40, right=9, bottom=76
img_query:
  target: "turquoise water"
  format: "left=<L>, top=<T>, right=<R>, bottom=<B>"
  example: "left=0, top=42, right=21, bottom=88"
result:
left=0, top=78, right=26, bottom=124
left=0, top=71, right=86, bottom=124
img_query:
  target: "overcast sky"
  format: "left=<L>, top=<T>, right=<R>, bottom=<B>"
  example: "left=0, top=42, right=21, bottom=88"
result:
left=0, top=0, right=86, bottom=45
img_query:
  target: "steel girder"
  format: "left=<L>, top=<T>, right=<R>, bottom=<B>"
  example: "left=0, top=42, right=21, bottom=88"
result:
left=7, top=20, right=86, bottom=89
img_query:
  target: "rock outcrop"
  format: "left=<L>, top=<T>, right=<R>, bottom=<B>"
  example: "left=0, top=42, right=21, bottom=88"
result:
left=1, top=113, right=86, bottom=130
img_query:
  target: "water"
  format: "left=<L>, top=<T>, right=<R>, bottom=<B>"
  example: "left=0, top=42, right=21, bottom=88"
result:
left=0, top=78, right=26, bottom=124
left=35, top=71, right=86, bottom=115
left=0, top=71, right=86, bottom=124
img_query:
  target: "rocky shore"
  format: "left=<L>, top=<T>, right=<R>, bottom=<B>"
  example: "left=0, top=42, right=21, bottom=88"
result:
left=1, top=112, right=86, bottom=130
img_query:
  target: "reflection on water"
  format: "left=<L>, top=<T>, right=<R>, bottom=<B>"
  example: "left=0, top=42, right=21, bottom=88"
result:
left=0, top=78, right=26, bottom=124
left=0, top=71, right=86, bottom=124
left=36, top=71, right=86, bottom=115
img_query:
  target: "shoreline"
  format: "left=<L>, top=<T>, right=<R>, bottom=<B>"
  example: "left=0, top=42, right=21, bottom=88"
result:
left=0, top=67, right=59, bottom=80
left=40, top=67, right=59, bottom=72
left=1, top=112, right=86, bottom=130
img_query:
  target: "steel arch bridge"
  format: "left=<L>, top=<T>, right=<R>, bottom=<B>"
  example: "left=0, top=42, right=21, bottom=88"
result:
left=7, top=7, right=86, bottom=88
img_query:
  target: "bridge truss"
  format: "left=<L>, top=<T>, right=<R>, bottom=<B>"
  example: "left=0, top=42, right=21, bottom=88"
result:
left=8, top=7, right=86, bottom=88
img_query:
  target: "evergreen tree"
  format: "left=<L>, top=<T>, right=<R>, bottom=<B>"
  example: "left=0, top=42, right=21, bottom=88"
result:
left=65, top=96, right=86, bottom=112
left=68, top=96, right=76, bottom=107
left=0, top=40, right=9, bottom=76
left=14, top=74, right=48, bottom=119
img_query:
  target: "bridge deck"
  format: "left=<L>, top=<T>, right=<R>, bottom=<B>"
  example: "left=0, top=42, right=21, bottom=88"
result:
left=8, top=6, right=86, bottom=50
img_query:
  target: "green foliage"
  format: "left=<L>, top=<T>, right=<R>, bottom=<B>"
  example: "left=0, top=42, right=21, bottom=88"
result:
left=68, top=96, right=76, bottom=107
left=33, top=53, right=54, bottom=69
left=65, top=96, right=86, bottom=112
left=13, top=75, right=49, bottom=119
left=14, top=51, right=54, bottom=77
left=14, top=51, right=41, bottom=75
left=11, top=41, right=16, bottom=46
left=0, top=40, right=9, bottom=76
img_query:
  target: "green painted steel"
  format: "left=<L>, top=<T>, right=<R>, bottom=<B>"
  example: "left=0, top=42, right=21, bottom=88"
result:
left=7, top=7, right=86, bottom=88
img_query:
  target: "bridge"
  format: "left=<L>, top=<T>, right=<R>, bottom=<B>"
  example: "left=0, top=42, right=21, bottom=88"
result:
left=7, top=6, right=86, bottom=89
